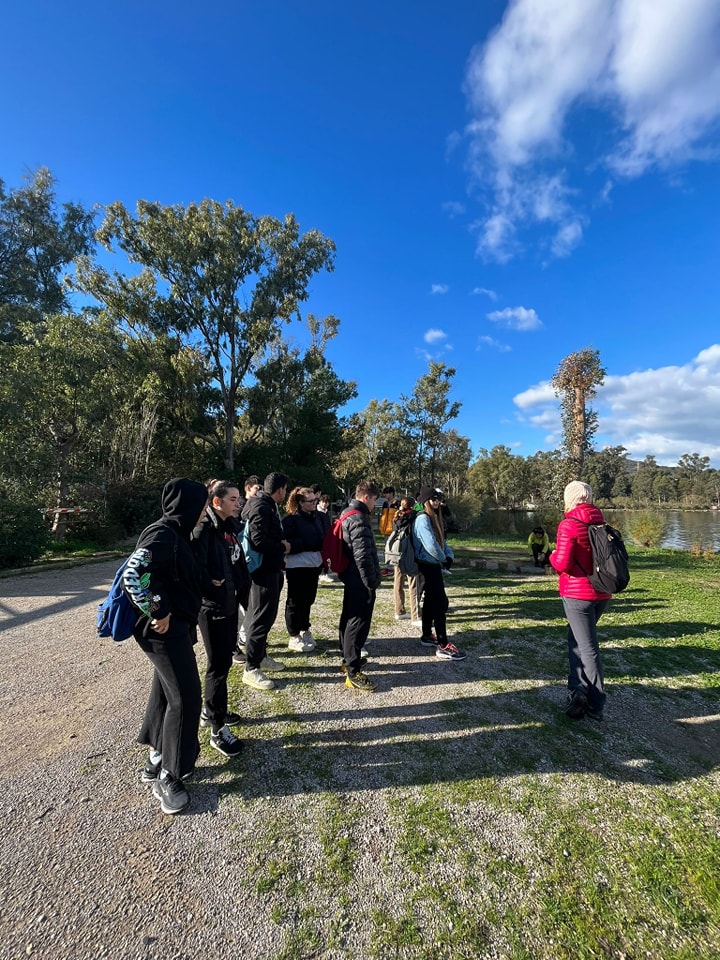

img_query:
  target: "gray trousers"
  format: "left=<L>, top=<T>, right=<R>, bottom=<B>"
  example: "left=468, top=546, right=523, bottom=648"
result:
left=562, top=597, right=608, bottom=713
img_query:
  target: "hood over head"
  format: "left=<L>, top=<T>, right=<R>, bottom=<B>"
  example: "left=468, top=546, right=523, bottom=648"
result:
left=162, top=477, right=209, bottom=535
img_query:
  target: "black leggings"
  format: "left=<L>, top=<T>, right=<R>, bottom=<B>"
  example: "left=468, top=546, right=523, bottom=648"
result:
left=284, top=566, right=320, bottom=635
left=417, top=562, right=448, bottom=642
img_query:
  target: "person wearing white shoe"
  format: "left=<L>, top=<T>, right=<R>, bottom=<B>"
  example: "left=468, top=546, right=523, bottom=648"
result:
left=281, top=487, right=324, bottom=653
left=240, top=472, right=290, bottom=690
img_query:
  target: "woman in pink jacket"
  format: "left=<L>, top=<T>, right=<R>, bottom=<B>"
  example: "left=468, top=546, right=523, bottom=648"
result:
left=550, top=481, right=611, bottom=721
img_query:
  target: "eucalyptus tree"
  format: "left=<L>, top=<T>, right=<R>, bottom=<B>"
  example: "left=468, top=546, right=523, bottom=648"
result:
left=676, top=452, right=711, bottom=506
left=584, top=445, right=629, bottom=502
left=75, top=198, right=336, bottom=471
left=468, top=445, right=529, bottom=509
left=0, top=167, right=94, bottom=340
left=401, top=361, right=461, bottom=488
left=551, top=347, right=605, bottom=481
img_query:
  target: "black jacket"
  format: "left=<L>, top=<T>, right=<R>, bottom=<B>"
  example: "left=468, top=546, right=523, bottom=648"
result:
left=241, top=490, right=286, bottom=577
left=192, top=507, right=247, bottom=617
left=123, top=477, right=208, bottom=626
left=340, top=499, right=381, bottom=591
left=282, top=509, right=324, bottom=555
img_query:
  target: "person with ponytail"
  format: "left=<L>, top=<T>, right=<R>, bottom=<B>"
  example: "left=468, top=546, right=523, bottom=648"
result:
left=412, top=486, right=466, bottom=661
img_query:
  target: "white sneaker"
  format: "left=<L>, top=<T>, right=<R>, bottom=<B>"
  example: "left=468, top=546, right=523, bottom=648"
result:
left=394, top=613, right=411, bottom=620
left=319, top=573, right=334, bottom=584
left=360, top=645, right=370, bottom=660
left=411, top=620, right=423, bottom=628
left=288, top=635, right=307, bottom=652
left=242, top=667, right=275, bottom=691
left=302, top=629, right=316, bottom=651
left=260, top=655, right=286, bottom=672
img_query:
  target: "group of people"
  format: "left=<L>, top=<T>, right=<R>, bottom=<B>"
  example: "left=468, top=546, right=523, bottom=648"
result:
left=120, top=473, right=611, bottom=815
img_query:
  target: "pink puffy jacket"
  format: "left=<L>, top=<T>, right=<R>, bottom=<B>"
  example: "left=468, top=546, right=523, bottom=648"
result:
left=550, top=502, right=612, bottom=601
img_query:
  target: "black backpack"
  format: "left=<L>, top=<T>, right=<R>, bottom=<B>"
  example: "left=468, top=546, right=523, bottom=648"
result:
left=573, top=519, right=630, bottom=594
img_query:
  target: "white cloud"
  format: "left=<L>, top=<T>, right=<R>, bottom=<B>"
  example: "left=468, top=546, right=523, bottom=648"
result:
left=431, top=284, right=449, bottom=295
left=472, top=286, right=498, bottom=301
left=487, top=306, right=542, bottom=331
left=424, top=328, right=448, bottom=344
left=464, top=0, right=720, bottom=260
left=513, top=345, right=720, bottom=465
left=477, top=335, right=511, bottom=352
left=442, top=201, right=466, bottom=218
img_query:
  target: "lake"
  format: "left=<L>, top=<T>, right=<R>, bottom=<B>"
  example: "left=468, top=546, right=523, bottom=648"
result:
left=627, top=509, right=720, bottom=551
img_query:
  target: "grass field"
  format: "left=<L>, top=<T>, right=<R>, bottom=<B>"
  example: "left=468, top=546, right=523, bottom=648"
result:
left=212, top=542, right=720, bottom=959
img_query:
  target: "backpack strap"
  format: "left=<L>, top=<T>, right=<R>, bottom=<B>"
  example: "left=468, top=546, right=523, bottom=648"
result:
left=566, top=517, right=592, bottom=578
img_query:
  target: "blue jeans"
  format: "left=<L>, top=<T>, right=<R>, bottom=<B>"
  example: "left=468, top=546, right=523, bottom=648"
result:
left=562, top=598, right=608, bottom=714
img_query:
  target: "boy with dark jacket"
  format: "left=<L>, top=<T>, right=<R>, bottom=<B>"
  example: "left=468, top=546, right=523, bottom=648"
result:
left=123, top=477, right=208, bottom=815
left=240, top=472, right=290, bottom=691
left=339, top=480, right=382, bottom=692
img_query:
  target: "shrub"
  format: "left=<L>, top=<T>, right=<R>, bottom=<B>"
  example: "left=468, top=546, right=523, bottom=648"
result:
left=0, top=500, right=51, bottom=568
left=626, top=510, right=667, bottom=548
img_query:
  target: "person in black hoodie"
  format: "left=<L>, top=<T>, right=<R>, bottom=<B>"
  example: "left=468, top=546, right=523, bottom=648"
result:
left=240, top=472, right=291, bottom=691
left=192, top=480, right=246, bottom=759
left=123, top=477, right=208, bottom=815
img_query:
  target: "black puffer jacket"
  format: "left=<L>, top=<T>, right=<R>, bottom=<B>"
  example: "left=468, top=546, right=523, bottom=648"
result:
left=192, top=507, right=247, bottom=617
left=123, top=477, right=207, bottom=625
left=241, top=490, right=286, bottom=578
left=340, top=499, right=381, bottom=591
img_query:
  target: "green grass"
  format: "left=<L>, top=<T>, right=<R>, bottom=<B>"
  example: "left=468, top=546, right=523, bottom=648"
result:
left=200, top=544, right=720, bottom=959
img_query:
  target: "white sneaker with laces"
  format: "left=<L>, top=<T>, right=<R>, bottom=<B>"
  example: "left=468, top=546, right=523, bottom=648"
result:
left=394, top=613, right=411, bottom=620
left=242, top=667, right=275, bottom=690
left=288, top=635, right=307, bottom=652
left=302, top=629, right=316, bottom=651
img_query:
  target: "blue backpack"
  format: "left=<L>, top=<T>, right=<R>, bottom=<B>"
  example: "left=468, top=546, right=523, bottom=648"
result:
left=241, top=520, right=262, bottom=573
left=96, top=560, right=138, bottom=642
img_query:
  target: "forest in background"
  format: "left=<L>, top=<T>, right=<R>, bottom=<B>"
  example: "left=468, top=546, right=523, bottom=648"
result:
left=1, top=168, right=717, bottom=563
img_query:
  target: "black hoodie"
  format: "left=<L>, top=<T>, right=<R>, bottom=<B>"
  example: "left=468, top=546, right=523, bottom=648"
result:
left=123, top=478, right=208, bottom=626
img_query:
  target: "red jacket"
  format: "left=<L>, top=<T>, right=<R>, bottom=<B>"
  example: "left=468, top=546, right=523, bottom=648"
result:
left=550, top=502, right=612, bottom=601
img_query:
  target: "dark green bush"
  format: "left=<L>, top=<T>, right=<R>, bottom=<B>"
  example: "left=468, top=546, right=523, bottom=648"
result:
left=0, top=500, right=52, bottom=568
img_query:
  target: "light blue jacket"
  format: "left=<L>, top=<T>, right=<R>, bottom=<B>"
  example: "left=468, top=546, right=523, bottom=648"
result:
left=412, top=513, right=454, bottom=566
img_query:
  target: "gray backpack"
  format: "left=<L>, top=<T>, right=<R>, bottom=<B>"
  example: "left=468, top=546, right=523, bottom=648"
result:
left=384, top=519, right=417, bottom=575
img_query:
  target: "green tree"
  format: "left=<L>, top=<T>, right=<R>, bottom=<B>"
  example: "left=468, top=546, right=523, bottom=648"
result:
left=0, top=168, right=95, bottom=339
left=468, top=445, right=528, bottom=509
left=240, top=315, right=356, bottom=487
left=0, top=312, right=123, bottom=536
left=75, top=198, right=335, bottom=471
left=676, top=452, right=711, bottom=507
left=433, top=429, right=472, bottom=499
left=584, top=445, right=629, bottom=502
left=551, top=347, right=605, bottom=480
left=402, top=361, right=461, bottom=488
left=631, top=455, right=660, bottom=504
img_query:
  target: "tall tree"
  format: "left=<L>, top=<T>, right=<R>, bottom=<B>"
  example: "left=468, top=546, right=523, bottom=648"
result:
left=401, top=361, right=461, bottom=488
left=0, top=168, right=95, bottom=339
left=584, top=445, right=629, bottom=501
left=551, top=347, right=605, bottom=481
left=75, top=198, right=336, bottom=470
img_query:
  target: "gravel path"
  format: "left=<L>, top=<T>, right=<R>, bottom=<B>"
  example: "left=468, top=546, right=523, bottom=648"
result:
left=1, top=560, right=507, bottom=960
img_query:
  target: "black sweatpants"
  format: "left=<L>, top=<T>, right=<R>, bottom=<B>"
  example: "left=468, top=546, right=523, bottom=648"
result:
left=135, top=620, right=202, bottom=779
left=244, top=572, right=283, bottom=669
left=338, top=575, right=376, bottom=677
left=198, top=608, right=237, bottom=729
left=284, top=566, right=320, bottom=635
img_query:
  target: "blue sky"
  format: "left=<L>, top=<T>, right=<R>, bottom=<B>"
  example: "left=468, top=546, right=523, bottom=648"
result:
left=3, top=0, right=720, bottom=466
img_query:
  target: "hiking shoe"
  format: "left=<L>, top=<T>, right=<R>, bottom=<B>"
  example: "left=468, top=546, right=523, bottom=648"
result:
left=435, top=642, right=466, bottom=661
left=345, top=672, right=377, bottom=693
left=395, top=613, right=411, bottom=620
left=209, top=725, right=244, bottom=757
left=564, top=690, right=588, bottom=720
left=141, top=757, right=162, bottom=782
left=200, top=709, right=242, bottom=728
left=243, top=667, right=275, bottom=691
left=302, top=629, right=316, bottom=650
left=420, top=636, right=438, bottom=647
left=152, top=772, right=190, bottom=815
left=260, top=655, right=286, bottom=672
left=288, top=635, right=309, bottom=652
